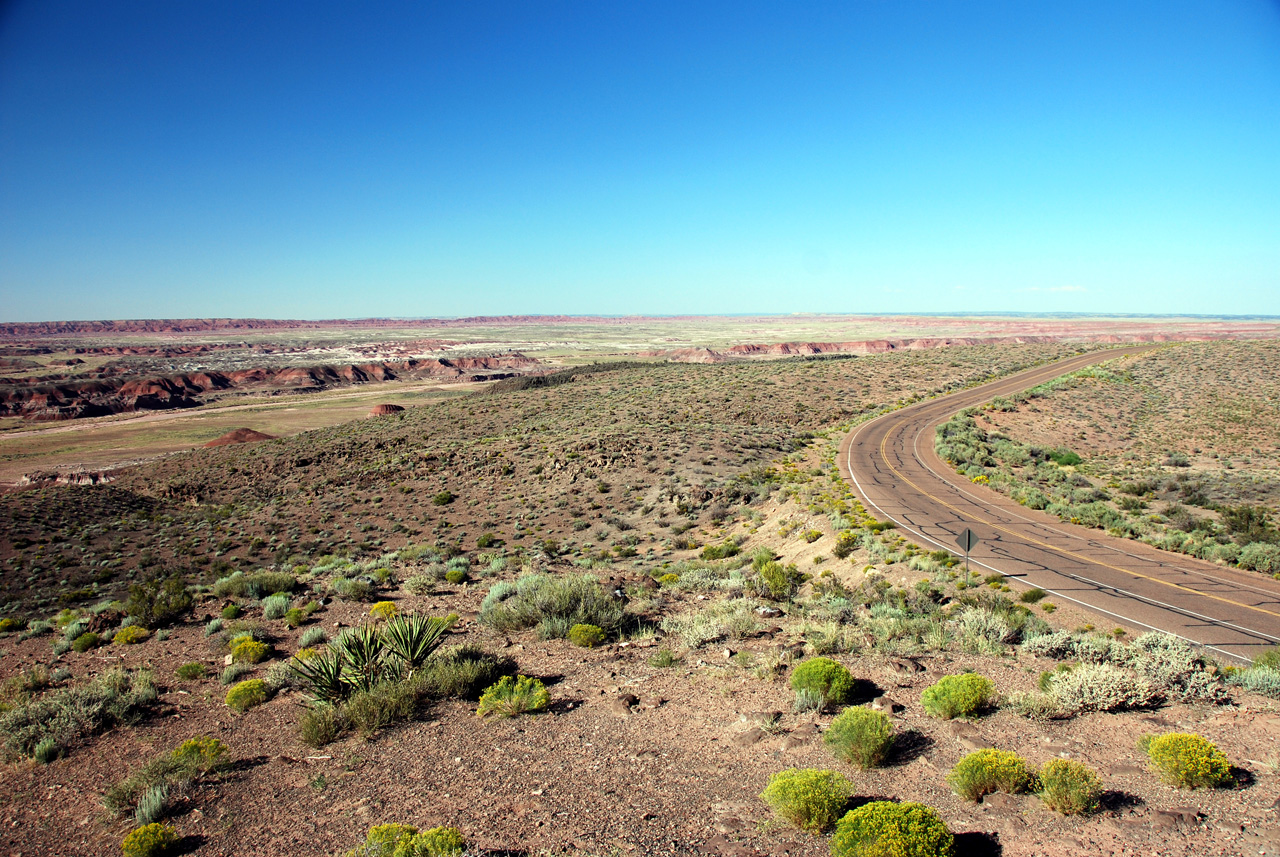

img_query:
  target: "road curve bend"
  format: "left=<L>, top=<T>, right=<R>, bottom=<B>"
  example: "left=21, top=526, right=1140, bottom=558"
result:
left=838, top=346, right=1280, bottom=664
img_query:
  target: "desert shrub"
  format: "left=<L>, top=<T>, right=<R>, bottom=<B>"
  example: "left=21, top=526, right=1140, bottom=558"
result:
left=758, top=561, right=806, bottom=600
left=72, top=631, right=103, bottom=652
left=134, top=784, right=167, bottom=825
left=20, top=619, right=52, bottom=639
left=125, top=575, right=192, bottom=628
left=479, top=573, right=624, bottom=637
left=1037, top=759, right=1103, bottom=815
left=33, top=737, right=61, bottom=763
left=660, top=597, right=759, bottom=648
left=1227, top=665, right=1280, bottom=699
left=341, top=682, right=417, bottom=738
left=299, top=626, right=328, bottom=648
left=832, top=531, right=861, bottom=560
left=298, top=705, right=343, bottom=748
left=105, top=736, right=230, bottom=819
left=330, top=577, right=374, bottom=602
left=231, top=639, right=269, bottom=664
left=345, top=822, right=466, bottom=857
left=225, top=679, right=268, bottom=713
left=759, top=768, right=855, bottom=833
left=213, top=571, right=296, bottom=600
left=370, top=601, right=399, bottom=621
left=432, top=490, right=455, bottom=506
left=220, top=604, right=241, bottom=620
left=824, top=706, right=895, bottom=769
left=1240, top=543, right=1280, bottom=574
left=1050, top=663, right=1158, bottom=714
left=1019, top=588, right=1047, bottom=604
left=830, top=800, right=954, bottom=857
left=261, top=593, right=291, bottom=620
left=220, top=662, right=253, bottom=685
left=120, top=822, right=177, bottom=857
left=412, top=644, right=515, bottom=700
left=947, top=749, right=1034, bottom=801
left=568, top=623, right=606, bottom=648
left=1020, top=629, right=1077, bottom=659
left=649, top=648, right=679, bottom=668
left=1142, top=732, right=1232, bottom=789
left=920, top=674, right=995, bottom=719
left=403, top=575, right=435, bottom=596
left=445, top=568, right=468, bottom=585
left=954, top=607, right=1014, bottom=654
left=0, top=617, right=26, bottom=633
left=700, top=541, right=740, bottom=560
left=790, top=657, right=856, bottom=707
left=114, top=626, right=150, bottom=646
left=476, top=675, right=549, bottom=719
left=1124, top=632, right=1227, bottom=704
left=282, top=608, right=305, bottom=629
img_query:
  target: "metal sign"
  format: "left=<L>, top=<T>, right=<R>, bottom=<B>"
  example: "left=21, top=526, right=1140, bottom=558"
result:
left=956, top=528, right=980, bottom=553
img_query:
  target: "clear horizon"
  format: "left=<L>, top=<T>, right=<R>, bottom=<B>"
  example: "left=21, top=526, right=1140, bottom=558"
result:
left=2, top=2, right=1279, bottom=321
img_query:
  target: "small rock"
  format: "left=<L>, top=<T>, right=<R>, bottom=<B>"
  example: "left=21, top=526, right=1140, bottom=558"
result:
left=1108, top=764, right=1146, bottom=776
left=747, top=710, right=783, bottom=726
left=946, top=720, right=979, bottom=738
left=959, top=735, right=994, bottom=751
left=723, top=648, right=736, bottom=659
left=731, top=728, right=765, bottom=747
left=1153, top=807, right=1201, bottom=828
left=781, top=735, right=809, bottom=752
left=611, top=694, right=639, bottom=717
left=223, top=654, right=234, bottom=666
left=755, top=606, right=781, bottom=618
left=637, top=697, right=665, bottom=711
left=888, top=657, right=925, bottom=676
left=792, top=722, right=819, bottom=737
left=870, top=696, right=903, bottom=714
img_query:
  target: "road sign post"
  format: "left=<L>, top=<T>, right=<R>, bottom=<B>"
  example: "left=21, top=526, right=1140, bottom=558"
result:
left=956, top=528, right=980, bottom=578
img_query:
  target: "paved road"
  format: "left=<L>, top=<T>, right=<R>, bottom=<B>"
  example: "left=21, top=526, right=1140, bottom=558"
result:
left=838, top=346, right=1280, bottom=664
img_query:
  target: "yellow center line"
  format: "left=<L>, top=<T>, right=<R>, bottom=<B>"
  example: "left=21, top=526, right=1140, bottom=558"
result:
left=875, top=412, right=1280, bottom=622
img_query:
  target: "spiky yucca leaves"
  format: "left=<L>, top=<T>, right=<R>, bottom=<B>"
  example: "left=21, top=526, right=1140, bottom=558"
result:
left=292, top=650, right=350, bottom=705
left=383, top=614, right=458, bottom=675
left=332, top=625, right=386, bottom=693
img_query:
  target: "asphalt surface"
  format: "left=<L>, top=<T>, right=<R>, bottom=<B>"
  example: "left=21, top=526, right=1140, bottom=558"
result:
left=838, top=345, right=1280, bottom=664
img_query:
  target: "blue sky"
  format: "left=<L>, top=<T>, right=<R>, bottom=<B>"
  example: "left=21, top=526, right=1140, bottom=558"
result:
left=1, top=1, right=1278, bottom=321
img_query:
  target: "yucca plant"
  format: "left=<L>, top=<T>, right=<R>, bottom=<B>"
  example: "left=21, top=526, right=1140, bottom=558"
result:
left=383, top=613, right=458, bottom=675
left=291, top=649, right=350, bottom=705
left=332, top=624, right=386, bottom=693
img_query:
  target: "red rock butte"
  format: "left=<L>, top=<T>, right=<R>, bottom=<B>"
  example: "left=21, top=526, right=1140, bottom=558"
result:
left=368, top=404, right=406, bottom=416
left=203, top=428, right=277, bottom=447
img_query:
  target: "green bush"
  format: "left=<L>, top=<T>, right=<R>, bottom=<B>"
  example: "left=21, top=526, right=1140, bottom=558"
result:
left=920, top=673, right=995, bottom=719
left=568, top=623, right=606, bottom=648
left=1019, top=588, right=1047, bottom=603
left=759, top=561, right=805, bottom=600
left=832, top=531, right=859, bottom=559
left=231, top=639, right=269, bottom=664
left=72, top=631, right=104, bottom=653
left=345, top=823, right=465, bottom=857
left=946, top=749, right=1034, bottom=802
left=121, top=822, right=177, bottom=857
left=830, top=801, right=954, bottom=857
left=114, top=626, right=150, bottom=645
left=1037, top=759, right=1103, bottom=815
left=298, top=705, right=343, bottom=748
left=225, top=679, right=268, bottom=713
left=790, top=657, right=856, bottom=707
left=125, top=575, right=192, bottom=628
left=479, top=573, right=624, bottom=637
left=1142, top=732, right=1232, bottom=789
left=283, top=608, right=305, bottom=629
left=444, top=568, right=468, bottom=585
left=476, top=675, right=549, bottom=719
left=0, top=617, right=26, bottom=633
left=700, top=541, right=740, bottom=560
left=432, top=490, right=455, bottom=506
left=824, top=706, right=895, bottom=769
left=221, top=604, right=241, bottom=620
left=213, top=571, right=296, bottom=600
left=262, top=593, right=291, bottom=620
left=759, top=768, right=855, bottom=833
left=106, top=736, right=231, bottom=819
left=0, top=667, right=157, bottom=759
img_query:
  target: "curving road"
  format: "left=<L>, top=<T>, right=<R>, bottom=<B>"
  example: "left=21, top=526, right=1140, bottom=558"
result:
left=838, top=346, right=1280, bottom=664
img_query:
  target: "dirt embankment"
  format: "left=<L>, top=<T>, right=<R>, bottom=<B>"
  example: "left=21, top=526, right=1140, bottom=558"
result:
left=0, top=356, right=538, bottom=421
left=641, top=332, right=1227, bottom=363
